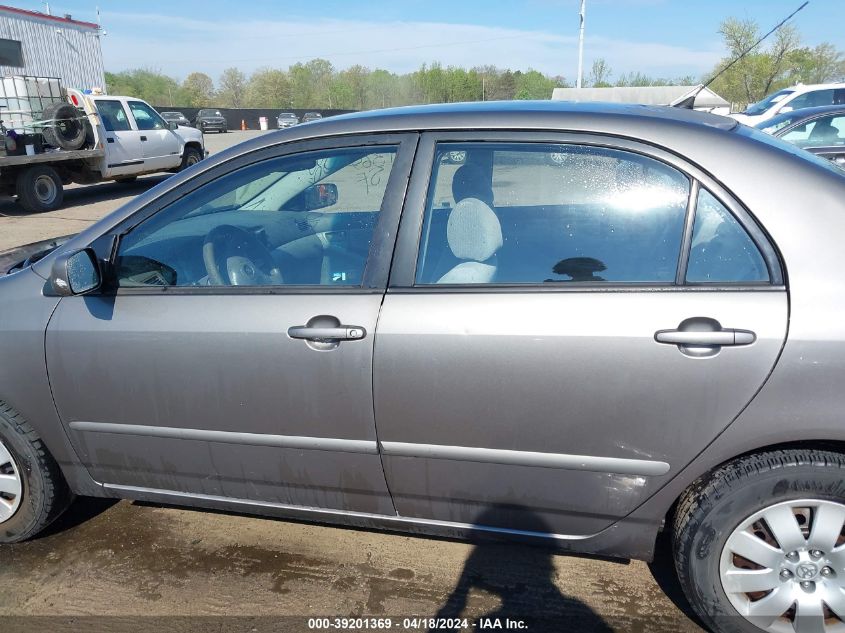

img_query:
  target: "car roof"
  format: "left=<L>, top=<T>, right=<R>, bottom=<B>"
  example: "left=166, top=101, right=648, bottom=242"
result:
left=783, top=83, right=845, bottom=94
left=762, top=104, right=845, bottom=127
left=305, top=100, right=737, bottom=132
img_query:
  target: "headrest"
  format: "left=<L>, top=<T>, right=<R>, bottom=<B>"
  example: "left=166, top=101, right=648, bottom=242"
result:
left=451, top=164, right=494, bottom=206
left=447, top=198, right=503, bottom=262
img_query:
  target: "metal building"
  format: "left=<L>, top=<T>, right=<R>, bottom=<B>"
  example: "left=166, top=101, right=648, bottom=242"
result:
left=0, top=5, right=105, bottom=91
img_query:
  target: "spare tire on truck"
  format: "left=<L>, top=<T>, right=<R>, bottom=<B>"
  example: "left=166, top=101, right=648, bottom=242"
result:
left=41, top=102, right=88, bottom=151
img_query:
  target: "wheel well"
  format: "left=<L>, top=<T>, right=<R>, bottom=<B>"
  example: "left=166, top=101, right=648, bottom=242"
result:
left=184, top=141, right=202, bottom=154
left=664, top=439, right=845, bottom=530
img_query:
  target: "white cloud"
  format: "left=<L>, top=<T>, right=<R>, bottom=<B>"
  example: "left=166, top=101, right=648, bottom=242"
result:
left=100, top=12, right=721, bottom=82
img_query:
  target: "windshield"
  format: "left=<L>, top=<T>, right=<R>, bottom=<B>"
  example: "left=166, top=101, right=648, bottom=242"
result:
left=199, top=110, right=222, bottom=116
left=279, top=113, right=295, bottom=117
left=755, top=111, right=804, bottom=135
left=744, top=90, right=794, bottom=116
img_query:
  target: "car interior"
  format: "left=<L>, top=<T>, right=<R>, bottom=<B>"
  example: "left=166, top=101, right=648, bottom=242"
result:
left=114, top=148, right=396, bottom=287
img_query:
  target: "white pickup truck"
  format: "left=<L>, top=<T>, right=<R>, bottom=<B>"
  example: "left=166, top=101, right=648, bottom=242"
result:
left=1, top=88, right=205, bottom=213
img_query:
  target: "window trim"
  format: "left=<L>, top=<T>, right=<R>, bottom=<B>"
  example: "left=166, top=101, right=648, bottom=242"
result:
left=97, top=132, right=418, bottom=295
left=389, top=130, right=783, bottom=290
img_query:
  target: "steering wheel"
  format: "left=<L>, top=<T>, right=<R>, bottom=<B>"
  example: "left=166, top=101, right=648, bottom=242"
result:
left=202, top=225, right=284, bottom=286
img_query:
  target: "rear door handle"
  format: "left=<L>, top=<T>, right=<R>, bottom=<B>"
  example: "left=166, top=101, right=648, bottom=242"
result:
left=140, top=135, right=147, bottom=141
left=287, top=325, right=366, bottom=341
left=655, top=317, right=755, bottom=358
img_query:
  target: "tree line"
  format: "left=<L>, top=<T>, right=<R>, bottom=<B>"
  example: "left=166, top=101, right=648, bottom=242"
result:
left=104, top=17, right=844, bottom=111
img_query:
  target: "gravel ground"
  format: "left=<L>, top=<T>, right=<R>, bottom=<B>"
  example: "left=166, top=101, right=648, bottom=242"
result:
left=0, top=129, right=706, bottom=633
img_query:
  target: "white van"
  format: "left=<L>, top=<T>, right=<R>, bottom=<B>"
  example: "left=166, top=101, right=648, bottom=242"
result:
left=730, top=83, right=845, bottom=126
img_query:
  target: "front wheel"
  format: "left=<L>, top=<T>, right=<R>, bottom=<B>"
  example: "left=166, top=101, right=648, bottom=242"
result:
left=180, top=146, right=203, bottom=170
left=673, top=450, right=845, bottom=633
left=0, top=402, right=72, bottom=542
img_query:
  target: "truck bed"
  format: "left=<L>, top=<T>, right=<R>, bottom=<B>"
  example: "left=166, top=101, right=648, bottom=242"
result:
left=0, top=147, right=104, bottom=167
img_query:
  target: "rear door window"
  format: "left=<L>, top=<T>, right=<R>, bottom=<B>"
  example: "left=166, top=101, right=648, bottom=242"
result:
left=96, top=100, right=131, bottom=132
left=416, top=143, right=690, bottom=285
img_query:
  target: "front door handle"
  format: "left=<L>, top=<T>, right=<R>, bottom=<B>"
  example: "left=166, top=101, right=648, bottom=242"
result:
left=655, top=317, right=755, bottom=358
left=288, top=325, right=366, bottom=341
left=140, top=135, right=147, bottom=141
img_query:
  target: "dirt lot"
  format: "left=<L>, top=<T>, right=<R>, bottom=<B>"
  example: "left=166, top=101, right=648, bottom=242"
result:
left=0, top=130, right=705, bottom=633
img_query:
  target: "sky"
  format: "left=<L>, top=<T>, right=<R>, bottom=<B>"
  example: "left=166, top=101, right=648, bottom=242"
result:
left=13, top=0, right=845, bottom=83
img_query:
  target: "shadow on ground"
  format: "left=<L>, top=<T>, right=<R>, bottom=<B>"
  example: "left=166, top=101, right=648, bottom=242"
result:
left=0, top=175, right=169, bottom=217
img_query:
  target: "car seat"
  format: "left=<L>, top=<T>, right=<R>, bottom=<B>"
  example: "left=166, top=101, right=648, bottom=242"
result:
left=437, top=198, right=503, bottom=284
left=809, top=119, right=841, bottom=144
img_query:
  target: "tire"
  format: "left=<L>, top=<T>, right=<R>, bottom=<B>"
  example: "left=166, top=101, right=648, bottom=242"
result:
left=16, top=165, right=64, bottom=213
left=0, top=401, right=72, bottom=543
left=673, top=450, right=845, bottom=633
left=180, top=146, right=203, bottom=171
left=41, top=102, right=87, bottom=151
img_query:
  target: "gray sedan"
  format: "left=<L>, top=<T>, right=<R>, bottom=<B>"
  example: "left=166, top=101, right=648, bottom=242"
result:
left=2, top=101, right=845, bottom=633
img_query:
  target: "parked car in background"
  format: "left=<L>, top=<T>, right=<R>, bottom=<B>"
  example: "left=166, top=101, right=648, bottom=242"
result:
left=194, top=109, right=228, bottom=133
left=277, top=112, right=299, bottom=128
left=730, top=83, right=845, bottom=126
left=159, top=111, right=191, bottom=128
left=3, top=102, right=845, bottom=633
left=301, top=111, right=322, bottom=123
left=756, top=104, right=845, bottom=167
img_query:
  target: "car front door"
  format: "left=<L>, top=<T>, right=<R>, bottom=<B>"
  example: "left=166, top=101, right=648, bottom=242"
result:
left=373, top=133, right=788, bottom=537
left=94, top=99, right=143, bottom=177
left=45, top=134, right=416, bottom=514
left=126, top=100, right=182, bottom=170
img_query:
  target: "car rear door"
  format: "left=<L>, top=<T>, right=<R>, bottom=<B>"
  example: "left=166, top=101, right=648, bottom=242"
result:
left=373, top=132, right=788, bottom=537
left=45, top=133, right=417, bottom=514
left=94, top=99, right=143, bottom=177
left=126, top=100, right=182, bottom=170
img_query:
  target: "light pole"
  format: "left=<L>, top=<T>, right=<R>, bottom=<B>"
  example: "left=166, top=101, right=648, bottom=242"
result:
left=576, top=0, right=586, bottom=89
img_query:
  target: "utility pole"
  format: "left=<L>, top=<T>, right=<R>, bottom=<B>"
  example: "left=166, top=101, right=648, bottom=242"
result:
left=576, top=0, right=586, bottom=89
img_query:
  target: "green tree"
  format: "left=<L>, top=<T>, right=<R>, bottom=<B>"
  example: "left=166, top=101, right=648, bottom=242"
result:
left=245, top=68, right=291, bottom=108
left=709, top=17, right=808, bottom=106
left=105, top=69, right=184, bottom=105
left=217, top=67, right=247, bottom=108
left=181, top=72, right=215, bottom=107
left=589, top=58, right=613, bottom=88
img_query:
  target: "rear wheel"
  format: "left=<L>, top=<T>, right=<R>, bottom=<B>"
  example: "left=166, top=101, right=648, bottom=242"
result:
left=0, top=402, right=72, bottom=543
left=673, top=450, right=845, bottom=633
left=16, top=165, right=64, bottom=213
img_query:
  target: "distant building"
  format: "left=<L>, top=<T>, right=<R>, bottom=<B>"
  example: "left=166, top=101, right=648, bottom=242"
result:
left=551, top=85, right=731, bottom=115
left=0, top=5, right=105, bottom=91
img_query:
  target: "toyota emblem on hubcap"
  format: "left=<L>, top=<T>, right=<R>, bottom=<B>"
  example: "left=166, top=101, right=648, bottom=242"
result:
left=796, top=563, right=819, bottom=580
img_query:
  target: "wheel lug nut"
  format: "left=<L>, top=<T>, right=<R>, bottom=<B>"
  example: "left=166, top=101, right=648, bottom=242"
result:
left=780, top=569, right=793, bottom=579
left=811, top=549, right=824, bottom=558
left=821, top=567, right=833, bottom=577
left=801, top=581, right=814, bottom=590
left=787, top=551, right=799, bottom=561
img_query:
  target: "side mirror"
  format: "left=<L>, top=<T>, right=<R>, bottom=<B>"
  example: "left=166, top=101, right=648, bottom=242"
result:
left=168, top=121, right=179, bottom=131
left=50, top=248, right=101, bottom=296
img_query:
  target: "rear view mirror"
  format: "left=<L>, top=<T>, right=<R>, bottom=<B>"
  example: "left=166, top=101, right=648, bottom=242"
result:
left=283, top=182, right=339, bottom=212
left=304, top=183, right=338, bottom=210
left=50, top=248, right=101, bottom=296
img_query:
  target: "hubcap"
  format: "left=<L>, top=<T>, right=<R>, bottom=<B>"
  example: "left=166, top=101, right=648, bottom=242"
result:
left=0, top=439, right=23, bottom=523
left=33, top=175, right=57, bottom=205
left=720, top=499, right=845, bottom=632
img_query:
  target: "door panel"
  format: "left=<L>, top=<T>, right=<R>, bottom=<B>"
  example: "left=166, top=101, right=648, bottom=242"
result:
left=47, top=293, right=392, bottom=513
left=127, top=100, right=181, bottom=170
left=94, top=99, right=143, bottom=177
left=374, top=290, right=787, bottom=534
